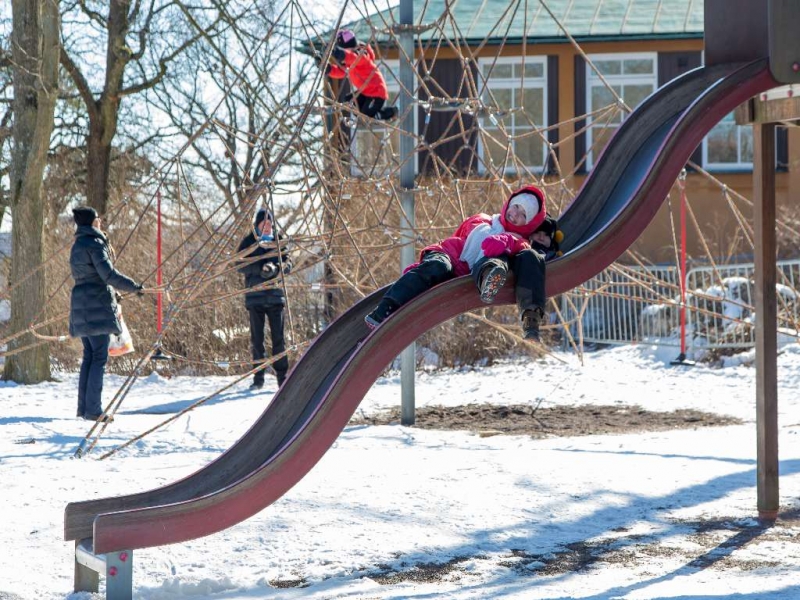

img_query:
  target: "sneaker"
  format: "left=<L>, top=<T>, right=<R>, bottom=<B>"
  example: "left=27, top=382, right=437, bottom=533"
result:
left=365, top=299, right=398, bottom=329
left=479, top=264, right=507, bottom=304
left=249, top=381, right=264, bottom=391
left=522, top=308, right=545, bottom=342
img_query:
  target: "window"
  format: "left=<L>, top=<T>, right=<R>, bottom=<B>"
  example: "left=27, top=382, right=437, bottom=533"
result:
left=350, top=60, right=415, bottom=177
left=478, top=57, right=548, bottom=173
left=699, top=51, right=753, bottom=171
left=703, top=112, right=753, bottom=170
left=585, top=53, right=657, bottom=169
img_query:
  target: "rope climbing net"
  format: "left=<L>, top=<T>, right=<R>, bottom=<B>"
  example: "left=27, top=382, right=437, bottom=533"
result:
left=2, top=0, right=799, bottom=457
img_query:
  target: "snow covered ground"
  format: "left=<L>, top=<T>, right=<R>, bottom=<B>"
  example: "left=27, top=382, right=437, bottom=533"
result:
left=2, top=343, right=800, bottom=599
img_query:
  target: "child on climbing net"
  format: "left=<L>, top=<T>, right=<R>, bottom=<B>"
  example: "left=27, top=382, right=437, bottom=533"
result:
left=365, top=185, right=562, bottom=341
left=318, top=29, right=398, bottom=122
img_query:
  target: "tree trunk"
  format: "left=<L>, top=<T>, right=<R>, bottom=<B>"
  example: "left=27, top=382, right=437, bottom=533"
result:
left=86, top=127, right=113, bottom=215
left=4, top=0, right=60, bottom=383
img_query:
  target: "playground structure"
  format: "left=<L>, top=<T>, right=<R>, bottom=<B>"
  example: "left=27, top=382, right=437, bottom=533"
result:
left=58, top=1, right=800, bottom=597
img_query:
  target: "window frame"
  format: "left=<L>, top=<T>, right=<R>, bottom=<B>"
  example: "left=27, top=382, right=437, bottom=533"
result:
left=701, top=112, right=754, bottom=172
left=699, top=51, right=754, bottom=172
left=584, top=52, right=658, bottom=171
left=349, top=58, right=418, bottom=178
left=476, top=55, right=549, bottom=175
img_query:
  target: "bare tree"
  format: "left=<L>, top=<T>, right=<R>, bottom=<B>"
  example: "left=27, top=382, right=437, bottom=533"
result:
left=4, top=0, right=60, bottom=383
left=58, top=0, right=229, bottom=215
left=0, top=35, right=12, bottom=227
left=147, top=1, right=323, bottom=213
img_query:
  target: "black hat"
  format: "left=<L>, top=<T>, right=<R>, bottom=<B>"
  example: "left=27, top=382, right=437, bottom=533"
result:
left=532, top=214, right=564, bottom=256
left=337, top=29, right=357, bottom=48
left=255, top=208, right=273, bottom=225
left=537, top=215, right=558, bottom=238
left=72, top=206, right=98, bottom=227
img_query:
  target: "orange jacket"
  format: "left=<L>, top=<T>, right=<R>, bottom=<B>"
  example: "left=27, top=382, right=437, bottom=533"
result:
left=328, top=44, right=389, bottom=100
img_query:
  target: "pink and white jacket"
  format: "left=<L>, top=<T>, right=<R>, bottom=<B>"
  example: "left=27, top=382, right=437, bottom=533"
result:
left=410, top=185, right=547, bottom=276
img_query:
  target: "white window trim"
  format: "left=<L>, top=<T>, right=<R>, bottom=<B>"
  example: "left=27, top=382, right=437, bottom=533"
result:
left=349, top=59, right=418, bottom=178
left=702, top=119, right=754, bottom=172
left=585, top=52, right=658, bottom=171
left=476, top=55, right=549, bottom=175
left=699, top=53, right=754, bottom=171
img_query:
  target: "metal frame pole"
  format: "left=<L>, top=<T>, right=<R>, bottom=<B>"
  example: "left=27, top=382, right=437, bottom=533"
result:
left=398, top=0, right=416, bottom=425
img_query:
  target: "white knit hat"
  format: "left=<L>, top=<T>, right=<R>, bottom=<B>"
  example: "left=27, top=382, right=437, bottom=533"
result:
left=508, top=192, right=540, bottom=223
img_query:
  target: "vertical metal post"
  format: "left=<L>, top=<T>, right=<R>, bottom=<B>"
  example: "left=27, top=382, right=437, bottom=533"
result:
left=753, top=122, right=779, bottom=519
left=74, top=540, right=99, bottom=593
left=106, top=549, right=133, bottom=600
left=398, top=0, right=416, bottom=425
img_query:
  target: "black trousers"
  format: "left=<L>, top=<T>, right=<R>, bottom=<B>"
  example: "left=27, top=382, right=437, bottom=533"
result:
left=78, top=334, right=110, bottom=417
left=248, top=305, right=289, bottom=385
left=346, top=93, right=392, bottom=119
left=384, top=251, right=455, bottom=308
left=472, top=249, right=546, bottom=317
left=356, top=94, right=385, bottom=118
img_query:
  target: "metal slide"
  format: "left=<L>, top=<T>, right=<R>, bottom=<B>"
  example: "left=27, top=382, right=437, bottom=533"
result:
left=65, top=59, right=777, bottom=556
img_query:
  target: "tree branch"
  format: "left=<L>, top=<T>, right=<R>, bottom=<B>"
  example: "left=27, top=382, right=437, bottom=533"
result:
left=59, top=49, right=98, bottom=121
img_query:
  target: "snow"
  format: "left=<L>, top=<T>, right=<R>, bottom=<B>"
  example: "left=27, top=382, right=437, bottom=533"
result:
left=3, top=343, right=800, bottom=599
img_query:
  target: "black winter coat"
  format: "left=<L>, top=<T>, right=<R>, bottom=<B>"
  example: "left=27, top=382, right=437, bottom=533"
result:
left=237, top=232, right=291, bottom=309
left=69, top=226, right=142, bottom=337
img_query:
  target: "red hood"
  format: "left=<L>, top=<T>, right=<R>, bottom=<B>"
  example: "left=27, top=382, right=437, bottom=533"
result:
left=499, top=185, right=547, bottom=237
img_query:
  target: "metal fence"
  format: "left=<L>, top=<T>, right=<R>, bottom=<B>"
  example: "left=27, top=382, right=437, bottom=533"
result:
left=560, top=264, right=680, bottom=346
left=560, top=259, right=800, bottom=351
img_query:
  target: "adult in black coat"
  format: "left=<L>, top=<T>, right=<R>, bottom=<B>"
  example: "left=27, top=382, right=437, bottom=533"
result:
left=69, top=206, right=145, bottom=420
left=237, top=208, right=292, bottom=389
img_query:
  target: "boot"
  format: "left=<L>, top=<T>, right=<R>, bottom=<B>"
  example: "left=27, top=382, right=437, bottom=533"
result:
left=378, top=106, right=398, bottom=121
left=478, top=263, right=508, bottom=304
left=522, top=307, right=545, bottom=342
left=84, top=413, right=114, bottom=423
left=365, top=298, right=399, bottom=329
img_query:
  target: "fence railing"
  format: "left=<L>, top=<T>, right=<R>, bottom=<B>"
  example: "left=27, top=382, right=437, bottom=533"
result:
left=559, top=259, right=800, bottom=351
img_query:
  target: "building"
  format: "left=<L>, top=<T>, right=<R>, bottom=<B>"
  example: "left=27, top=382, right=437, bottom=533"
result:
left=313, top=0, right=799, bottom=265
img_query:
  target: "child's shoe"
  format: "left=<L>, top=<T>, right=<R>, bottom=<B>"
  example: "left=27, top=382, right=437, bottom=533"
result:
left=522, top=307, right=545, bottom=342
left=378, top=106, right=398, bottom=121
left=365, top=299, right=398, bottom=329
left=478, top=263, right=507, bottom=304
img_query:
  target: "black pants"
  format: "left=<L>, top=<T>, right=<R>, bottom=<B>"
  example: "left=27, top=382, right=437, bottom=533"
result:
left=384, top=251, right=455, bottom=308
left=78, top=334, right=110, bottom=417
left=356, top=95, right=385, bottom=118
left=472, top=249, right=546, bottom=316
left=248, top=305, right=289, bottom=385
left=346, top=93, right=394, bottom=120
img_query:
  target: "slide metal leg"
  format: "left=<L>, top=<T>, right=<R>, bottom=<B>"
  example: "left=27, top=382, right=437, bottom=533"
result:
left=74, top=538, right=133, bottom=600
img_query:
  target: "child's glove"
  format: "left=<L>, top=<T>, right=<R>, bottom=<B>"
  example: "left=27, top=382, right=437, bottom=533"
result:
left=332, top=46, right=346, bottom=62
left=481, top=233, right=526, bottom=257
left=262, top=263, right=278, bottom=279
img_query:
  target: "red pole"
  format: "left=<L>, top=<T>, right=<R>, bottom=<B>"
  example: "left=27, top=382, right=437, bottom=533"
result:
left=156, top=190, right=163, bottom=335
left=678, top=174, right=687, bottom=357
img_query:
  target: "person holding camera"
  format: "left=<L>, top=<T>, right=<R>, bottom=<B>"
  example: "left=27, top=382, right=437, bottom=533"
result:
left=237, top=208, right=291, bottom=390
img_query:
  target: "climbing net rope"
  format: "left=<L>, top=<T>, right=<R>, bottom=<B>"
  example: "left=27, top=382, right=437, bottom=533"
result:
left=1, top=0, right=799, bottom=457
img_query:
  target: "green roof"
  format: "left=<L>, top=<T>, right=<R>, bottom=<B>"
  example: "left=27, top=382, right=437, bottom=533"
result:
left=342, top=0, right=703, bottom=44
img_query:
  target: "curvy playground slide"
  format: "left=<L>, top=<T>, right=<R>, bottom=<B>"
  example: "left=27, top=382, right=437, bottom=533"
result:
left=65, top=58, right=778, bottom=555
